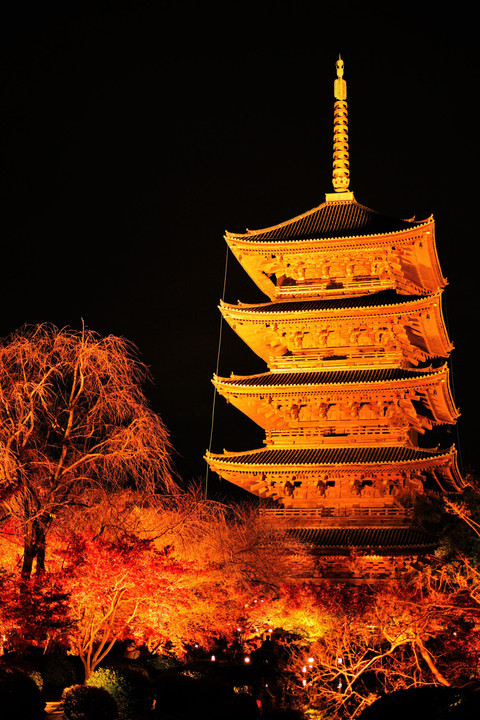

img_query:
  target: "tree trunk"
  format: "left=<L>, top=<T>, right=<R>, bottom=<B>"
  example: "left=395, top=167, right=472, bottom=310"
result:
left=34, top=521, right=46, bottom=575
left=21, top=540, right=36, bottom=578
left=21, top=518, right=47, bottom=578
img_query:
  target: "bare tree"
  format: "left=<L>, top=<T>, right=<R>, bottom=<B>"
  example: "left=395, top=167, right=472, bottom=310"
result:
left=0, top=323, right=174, bottom=577
left=207, top=504, right=314, bottom=591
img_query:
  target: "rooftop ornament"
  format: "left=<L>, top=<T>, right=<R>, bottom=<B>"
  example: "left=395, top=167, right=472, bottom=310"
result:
left=326, top=55, right=354, bottom=202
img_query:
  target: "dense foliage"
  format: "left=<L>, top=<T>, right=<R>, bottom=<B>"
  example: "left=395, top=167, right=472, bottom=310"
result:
left=62, top=684, right=119, bottom=720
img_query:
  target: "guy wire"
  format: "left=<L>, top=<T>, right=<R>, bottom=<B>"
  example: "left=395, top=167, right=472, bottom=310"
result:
left=205, top=244, right=229, bottom=498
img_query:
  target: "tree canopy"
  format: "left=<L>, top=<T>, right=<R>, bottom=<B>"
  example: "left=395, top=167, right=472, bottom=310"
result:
left=0, top=323, right=174, bottom=577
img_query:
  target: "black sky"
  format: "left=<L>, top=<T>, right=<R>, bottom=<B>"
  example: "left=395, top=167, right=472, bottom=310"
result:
left=1, top=1, right=479, bottom=492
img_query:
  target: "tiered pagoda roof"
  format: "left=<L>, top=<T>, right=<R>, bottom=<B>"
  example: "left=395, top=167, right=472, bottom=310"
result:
left=216, top=366, right=448, bottom=388
left=220, top=290, right=452, bottom=368
left=227, top=198, right=426, bottom=242
left=213, top=365, right=459, bottom=437
left=291, top=526, right=438, bottom=554
left=207, top=445, right=461, bottom=490
left=226, top=200, right=445, bottom=300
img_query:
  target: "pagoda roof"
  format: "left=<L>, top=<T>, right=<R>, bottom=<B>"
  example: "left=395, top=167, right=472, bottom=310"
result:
left=210, top=445, right=454, bottom=467
left=225, top=198, right=429, bottom=244
left=220, top=289, right=452, bottom=367
left=206, top=444, right=463, bottom=493
left=290, top=526, right=437, bottom=553
left=223, top=289, right=425, bottom=315
left=217, top=366, right=445, bottom=389
left=213, top=364, right=458, bottom=435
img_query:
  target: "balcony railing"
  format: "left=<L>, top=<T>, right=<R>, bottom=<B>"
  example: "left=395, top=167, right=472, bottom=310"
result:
left=265, top=423, right=408, bottom=447
left=260, top=506, right=412, bottom=527
left=270, top=346, right=403, bottom=371
left=274, top=276, right=392, bottom=299
left=261, top=506, right=411, bottom=518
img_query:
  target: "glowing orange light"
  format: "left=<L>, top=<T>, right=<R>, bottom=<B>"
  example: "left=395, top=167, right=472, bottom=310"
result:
left=210, top=655, right=216, bottom=662
left=244, top=656, right=251, bottom=663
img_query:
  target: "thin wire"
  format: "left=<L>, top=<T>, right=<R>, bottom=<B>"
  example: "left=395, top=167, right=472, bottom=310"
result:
left=205, top=245, right=229, bottom=498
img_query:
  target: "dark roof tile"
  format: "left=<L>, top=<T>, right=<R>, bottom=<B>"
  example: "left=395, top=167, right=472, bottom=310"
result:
left=222, top=367, right=441, bottom=388
left=218, top=446, right=449, bottom=465
left=228, top=200, right=426, bottom=243
left=290, top=526, right=436, bottom=551
left=234, top=290, right=423, bottom=314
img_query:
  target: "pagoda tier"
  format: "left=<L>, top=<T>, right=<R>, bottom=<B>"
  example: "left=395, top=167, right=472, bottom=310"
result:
left=226, top=201, right=444, bottom=300
left=205, top=445, right=463, bottom=510
left=213, top=365, right=458, bottom=447
left=220, top=290, right=453, bottom=370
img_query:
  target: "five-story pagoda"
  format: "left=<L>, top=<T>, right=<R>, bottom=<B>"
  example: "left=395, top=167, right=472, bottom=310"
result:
left=206, top=58, right=463, bottom=579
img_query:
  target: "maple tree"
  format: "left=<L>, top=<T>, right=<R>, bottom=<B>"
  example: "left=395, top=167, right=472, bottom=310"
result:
left=0, top=324, right=174, bottom=578
left=50, top=522, right=252, bottom=680
left=53, top=490, right=309, bottom=678
left=0, top=568, right=71, bottom=654
left=58, top=530, right=192, bottom=680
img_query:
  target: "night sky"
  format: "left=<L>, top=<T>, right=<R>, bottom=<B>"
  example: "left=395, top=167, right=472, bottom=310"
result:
left=1, top=2, right=479, bottom=493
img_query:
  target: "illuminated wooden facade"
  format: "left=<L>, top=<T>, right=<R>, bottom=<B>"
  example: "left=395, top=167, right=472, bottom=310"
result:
left=206, top=58, right=463, bottom=579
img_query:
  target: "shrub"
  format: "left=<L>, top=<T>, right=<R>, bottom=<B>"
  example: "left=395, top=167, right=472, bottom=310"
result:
left=88, top=664, right=153, bottom=719
left=0, top=654, right=43, bottom=690
left=62, top=684, right=118, bottom=720
left=39, top=653, right=77, bottom=695
left=137, top=653, right=181, bottom=678
left=0, top=665, right=45, bottom=720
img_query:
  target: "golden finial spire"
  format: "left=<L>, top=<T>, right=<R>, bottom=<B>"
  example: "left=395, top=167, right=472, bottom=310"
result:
left=326, top=55, right=353, bottom=201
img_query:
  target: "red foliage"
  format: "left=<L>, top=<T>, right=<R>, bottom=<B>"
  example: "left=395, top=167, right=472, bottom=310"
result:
left=0, top=570, right=71, bottom=653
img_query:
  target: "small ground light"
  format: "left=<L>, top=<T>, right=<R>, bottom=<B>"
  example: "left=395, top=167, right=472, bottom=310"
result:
left=210, top=655, right=216, bottom=662
left=307, top=657, right=314, bottom=664
left=302, top=666, right=307, bottom=673
left=244, top=656, right=251, bottom=663
left=302, top=679, right=307, bottom=686
left=337, top=657, right=343, bottom=664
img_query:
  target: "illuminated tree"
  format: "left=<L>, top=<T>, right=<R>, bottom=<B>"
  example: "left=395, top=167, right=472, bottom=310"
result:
left=274, top=569, right=480, bottom=719
left=183, top=503, right=314, bottom=592
left=58, top=530, right=190, bottom=680
left=0, top=324, right=174, bottom=578
left=48, top=521, right=252, bottom=680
